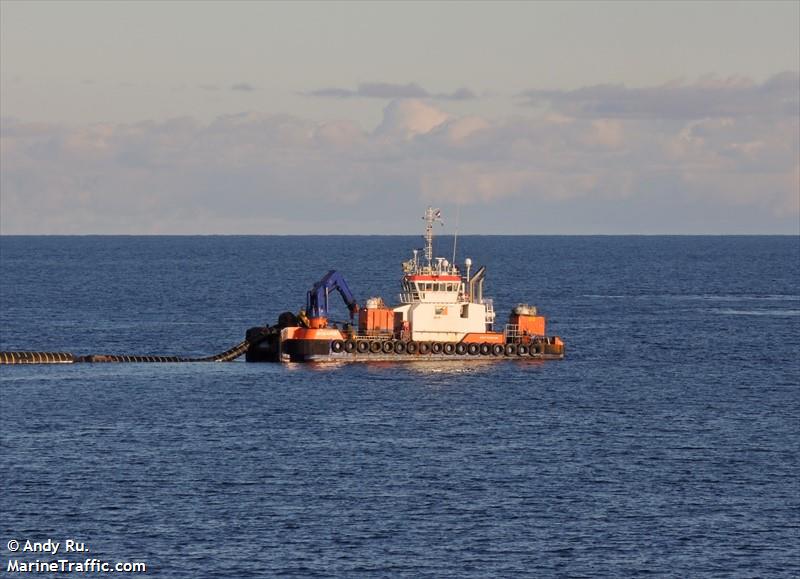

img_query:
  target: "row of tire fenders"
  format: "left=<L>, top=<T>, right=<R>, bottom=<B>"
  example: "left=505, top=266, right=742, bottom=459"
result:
left=329, top=338, right=554, bottom=357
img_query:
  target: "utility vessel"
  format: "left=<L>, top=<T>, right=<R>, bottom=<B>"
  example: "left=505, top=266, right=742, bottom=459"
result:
left=245, top=208, right=564, bottom=363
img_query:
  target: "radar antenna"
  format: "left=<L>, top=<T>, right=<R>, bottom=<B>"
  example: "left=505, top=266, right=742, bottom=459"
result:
left=422, top=207, right=444, bottom=267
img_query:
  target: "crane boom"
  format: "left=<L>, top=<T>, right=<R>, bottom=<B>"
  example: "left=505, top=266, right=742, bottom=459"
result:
left=305, top=270, right=359, bottom=328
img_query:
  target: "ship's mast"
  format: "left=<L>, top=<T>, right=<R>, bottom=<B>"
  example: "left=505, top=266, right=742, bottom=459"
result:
left=422, top=207, right=443, bottom=268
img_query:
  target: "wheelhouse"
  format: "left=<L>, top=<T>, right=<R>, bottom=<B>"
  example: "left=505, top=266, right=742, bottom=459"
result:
left=399, top=276, right=463, bottom=304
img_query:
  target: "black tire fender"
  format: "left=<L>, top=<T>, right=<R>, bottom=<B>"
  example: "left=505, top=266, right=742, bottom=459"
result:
left=331, top=340, right=344, bottom=353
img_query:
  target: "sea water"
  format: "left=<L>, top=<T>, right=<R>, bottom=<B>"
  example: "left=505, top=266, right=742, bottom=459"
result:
left=1, top=236, right=798, bottom=577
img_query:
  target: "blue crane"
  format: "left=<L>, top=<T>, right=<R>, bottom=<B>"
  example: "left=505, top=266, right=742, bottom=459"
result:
left=306, top=270, right=359, bottom=322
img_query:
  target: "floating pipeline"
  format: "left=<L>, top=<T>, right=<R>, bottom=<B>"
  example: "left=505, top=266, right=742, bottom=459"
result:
left=0, top=351, right=76, bottom=365
left=0, top=332, right=265, bottom=365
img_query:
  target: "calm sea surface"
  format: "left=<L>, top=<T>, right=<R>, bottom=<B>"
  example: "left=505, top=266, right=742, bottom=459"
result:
left=1, top=236, right=798, bottom=577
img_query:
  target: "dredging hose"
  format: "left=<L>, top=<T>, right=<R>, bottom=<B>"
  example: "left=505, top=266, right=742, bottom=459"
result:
left=0, top=329, right=270, bottom=365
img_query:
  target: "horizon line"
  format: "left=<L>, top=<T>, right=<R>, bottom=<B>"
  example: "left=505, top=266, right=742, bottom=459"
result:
left=1, top=233, right=798, bottom=238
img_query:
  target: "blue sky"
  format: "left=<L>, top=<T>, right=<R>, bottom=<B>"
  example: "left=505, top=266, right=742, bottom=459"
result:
left=1, top=1, right=798, bottom=234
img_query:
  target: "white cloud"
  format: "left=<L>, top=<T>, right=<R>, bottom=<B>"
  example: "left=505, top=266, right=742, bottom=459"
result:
left=373, top=99, right=450, bottom=139
left=582, top=119, right=624, bottom=149
left=437, top=116, right=491, bottom=144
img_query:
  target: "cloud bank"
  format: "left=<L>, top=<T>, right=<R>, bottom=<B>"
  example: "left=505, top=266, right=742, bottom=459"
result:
left=2, top=73, right=797, bottom=234
left=520, top=72, right=799, bottom=119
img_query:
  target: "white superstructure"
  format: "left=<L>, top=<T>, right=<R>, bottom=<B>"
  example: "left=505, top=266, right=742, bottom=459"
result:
left=392, top=207, right=495, bottom=342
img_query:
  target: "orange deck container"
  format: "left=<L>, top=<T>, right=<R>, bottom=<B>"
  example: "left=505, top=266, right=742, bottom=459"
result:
left=359, top=307, right=395, bottom=334
left=510, top=314, right=546, bottom=336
